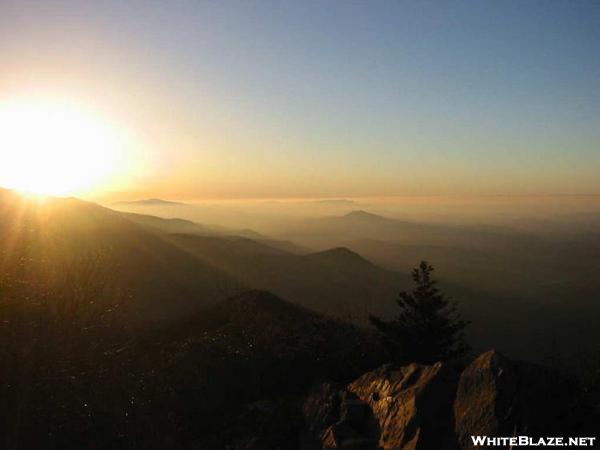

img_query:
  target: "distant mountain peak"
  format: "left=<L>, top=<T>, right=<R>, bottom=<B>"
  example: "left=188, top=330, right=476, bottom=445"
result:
left=113, top=198, right=185, bottom=206
left=225, top=290, right=302, bottom=311
left=193, top=290, right=320, bottom=328
left=306, top=246, right=374, bottom=267
left=344, top=210, right=383, bottom=220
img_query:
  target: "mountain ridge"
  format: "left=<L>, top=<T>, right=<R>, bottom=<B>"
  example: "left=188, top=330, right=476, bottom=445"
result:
left=113, top=198, right=185, bottom=206
left=0, top=188, right=407, bottom=323
left=0, top=189, right=246, bottom=322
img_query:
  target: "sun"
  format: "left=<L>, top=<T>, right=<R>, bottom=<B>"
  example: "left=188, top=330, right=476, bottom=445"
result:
left=0, top=97, right=130, bottom=197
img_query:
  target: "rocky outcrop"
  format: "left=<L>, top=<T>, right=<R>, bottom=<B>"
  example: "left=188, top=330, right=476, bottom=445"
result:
left=455, top=350, right=586, bottom=449
left=454, top=350, right=517, bottom=448
left=303, top=383, right=342, bottom=438
left=348, top=363, right=459, bottom=450
left=301, top=350, right=595, bottom=450
left=224, top=350, right=596, bottom=450
left=301, top=385, right=378, bottom=450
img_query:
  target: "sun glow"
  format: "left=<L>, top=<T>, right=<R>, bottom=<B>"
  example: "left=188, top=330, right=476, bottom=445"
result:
left=0, top=97, right=132, bottom=196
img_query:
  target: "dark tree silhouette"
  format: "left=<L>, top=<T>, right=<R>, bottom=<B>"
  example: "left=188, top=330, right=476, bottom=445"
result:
left=370, top=261, right=470, bottom=364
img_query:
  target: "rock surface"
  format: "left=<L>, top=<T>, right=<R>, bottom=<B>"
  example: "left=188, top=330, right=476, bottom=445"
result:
left=221, top=350, right=596, bottom=450
left=455, top=350, right=587, bottom=449
left=348, top=362, right=458, bottom=450
left=454, top=350, right=517, bottom=448
left=299, top=350, right=596, bottom=450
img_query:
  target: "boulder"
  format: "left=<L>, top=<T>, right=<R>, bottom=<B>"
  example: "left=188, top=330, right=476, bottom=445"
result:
left=299, top=350, right=594, bottom=450
left=322, top=422, right=375, bottom=449
left=302, top=383, right=342, bottom=436
left=454, top=349, right=584, bottom=449
left=348, top=362, right=459, bottom=450
left=302, top=384, right=379, bottom=449
left=339, top=397, right=370, bottom=430
left=453, top=350, right=517, bottom=449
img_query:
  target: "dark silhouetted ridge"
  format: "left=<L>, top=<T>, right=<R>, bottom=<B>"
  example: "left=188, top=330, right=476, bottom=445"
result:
left=171, top=290, right=322, bottom=336
left=344, top=210, right=386, bottom=220
left=304, top=246, right=375, bottom=268
left=161, top=290, right=385, bottom=369
left=123, top=211, right=218, bottom=236
left=213, top=289, right=317, bottom=320
left=167, top=232, right=406, bottom=318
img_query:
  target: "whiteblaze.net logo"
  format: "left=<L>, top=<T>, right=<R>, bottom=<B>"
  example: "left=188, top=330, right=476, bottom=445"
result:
left=471, top=436, right=597, bottom=447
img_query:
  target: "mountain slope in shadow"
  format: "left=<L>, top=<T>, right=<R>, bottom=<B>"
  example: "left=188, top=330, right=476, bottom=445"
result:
left=0, top=188, right=244, bottom=322
left=0, top=189, right=407, bottom=324
left=274, top=209, right=600, bottom=360
left=124, top=211, right=307, bottom=254
left=167, top=233, right=409, bottom=320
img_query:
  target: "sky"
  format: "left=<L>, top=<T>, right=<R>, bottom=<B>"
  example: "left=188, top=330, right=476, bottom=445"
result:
left=1, top=0, right=599, bottom=199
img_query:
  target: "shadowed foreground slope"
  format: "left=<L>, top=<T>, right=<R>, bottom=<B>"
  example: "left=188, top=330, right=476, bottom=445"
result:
left=2, top=276, right=597, bottom=449
left=1, top=289, right=387, bottom=449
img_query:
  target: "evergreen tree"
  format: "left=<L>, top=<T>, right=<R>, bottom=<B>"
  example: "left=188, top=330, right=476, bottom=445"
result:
left=370, top=261, right=469, bottom=364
